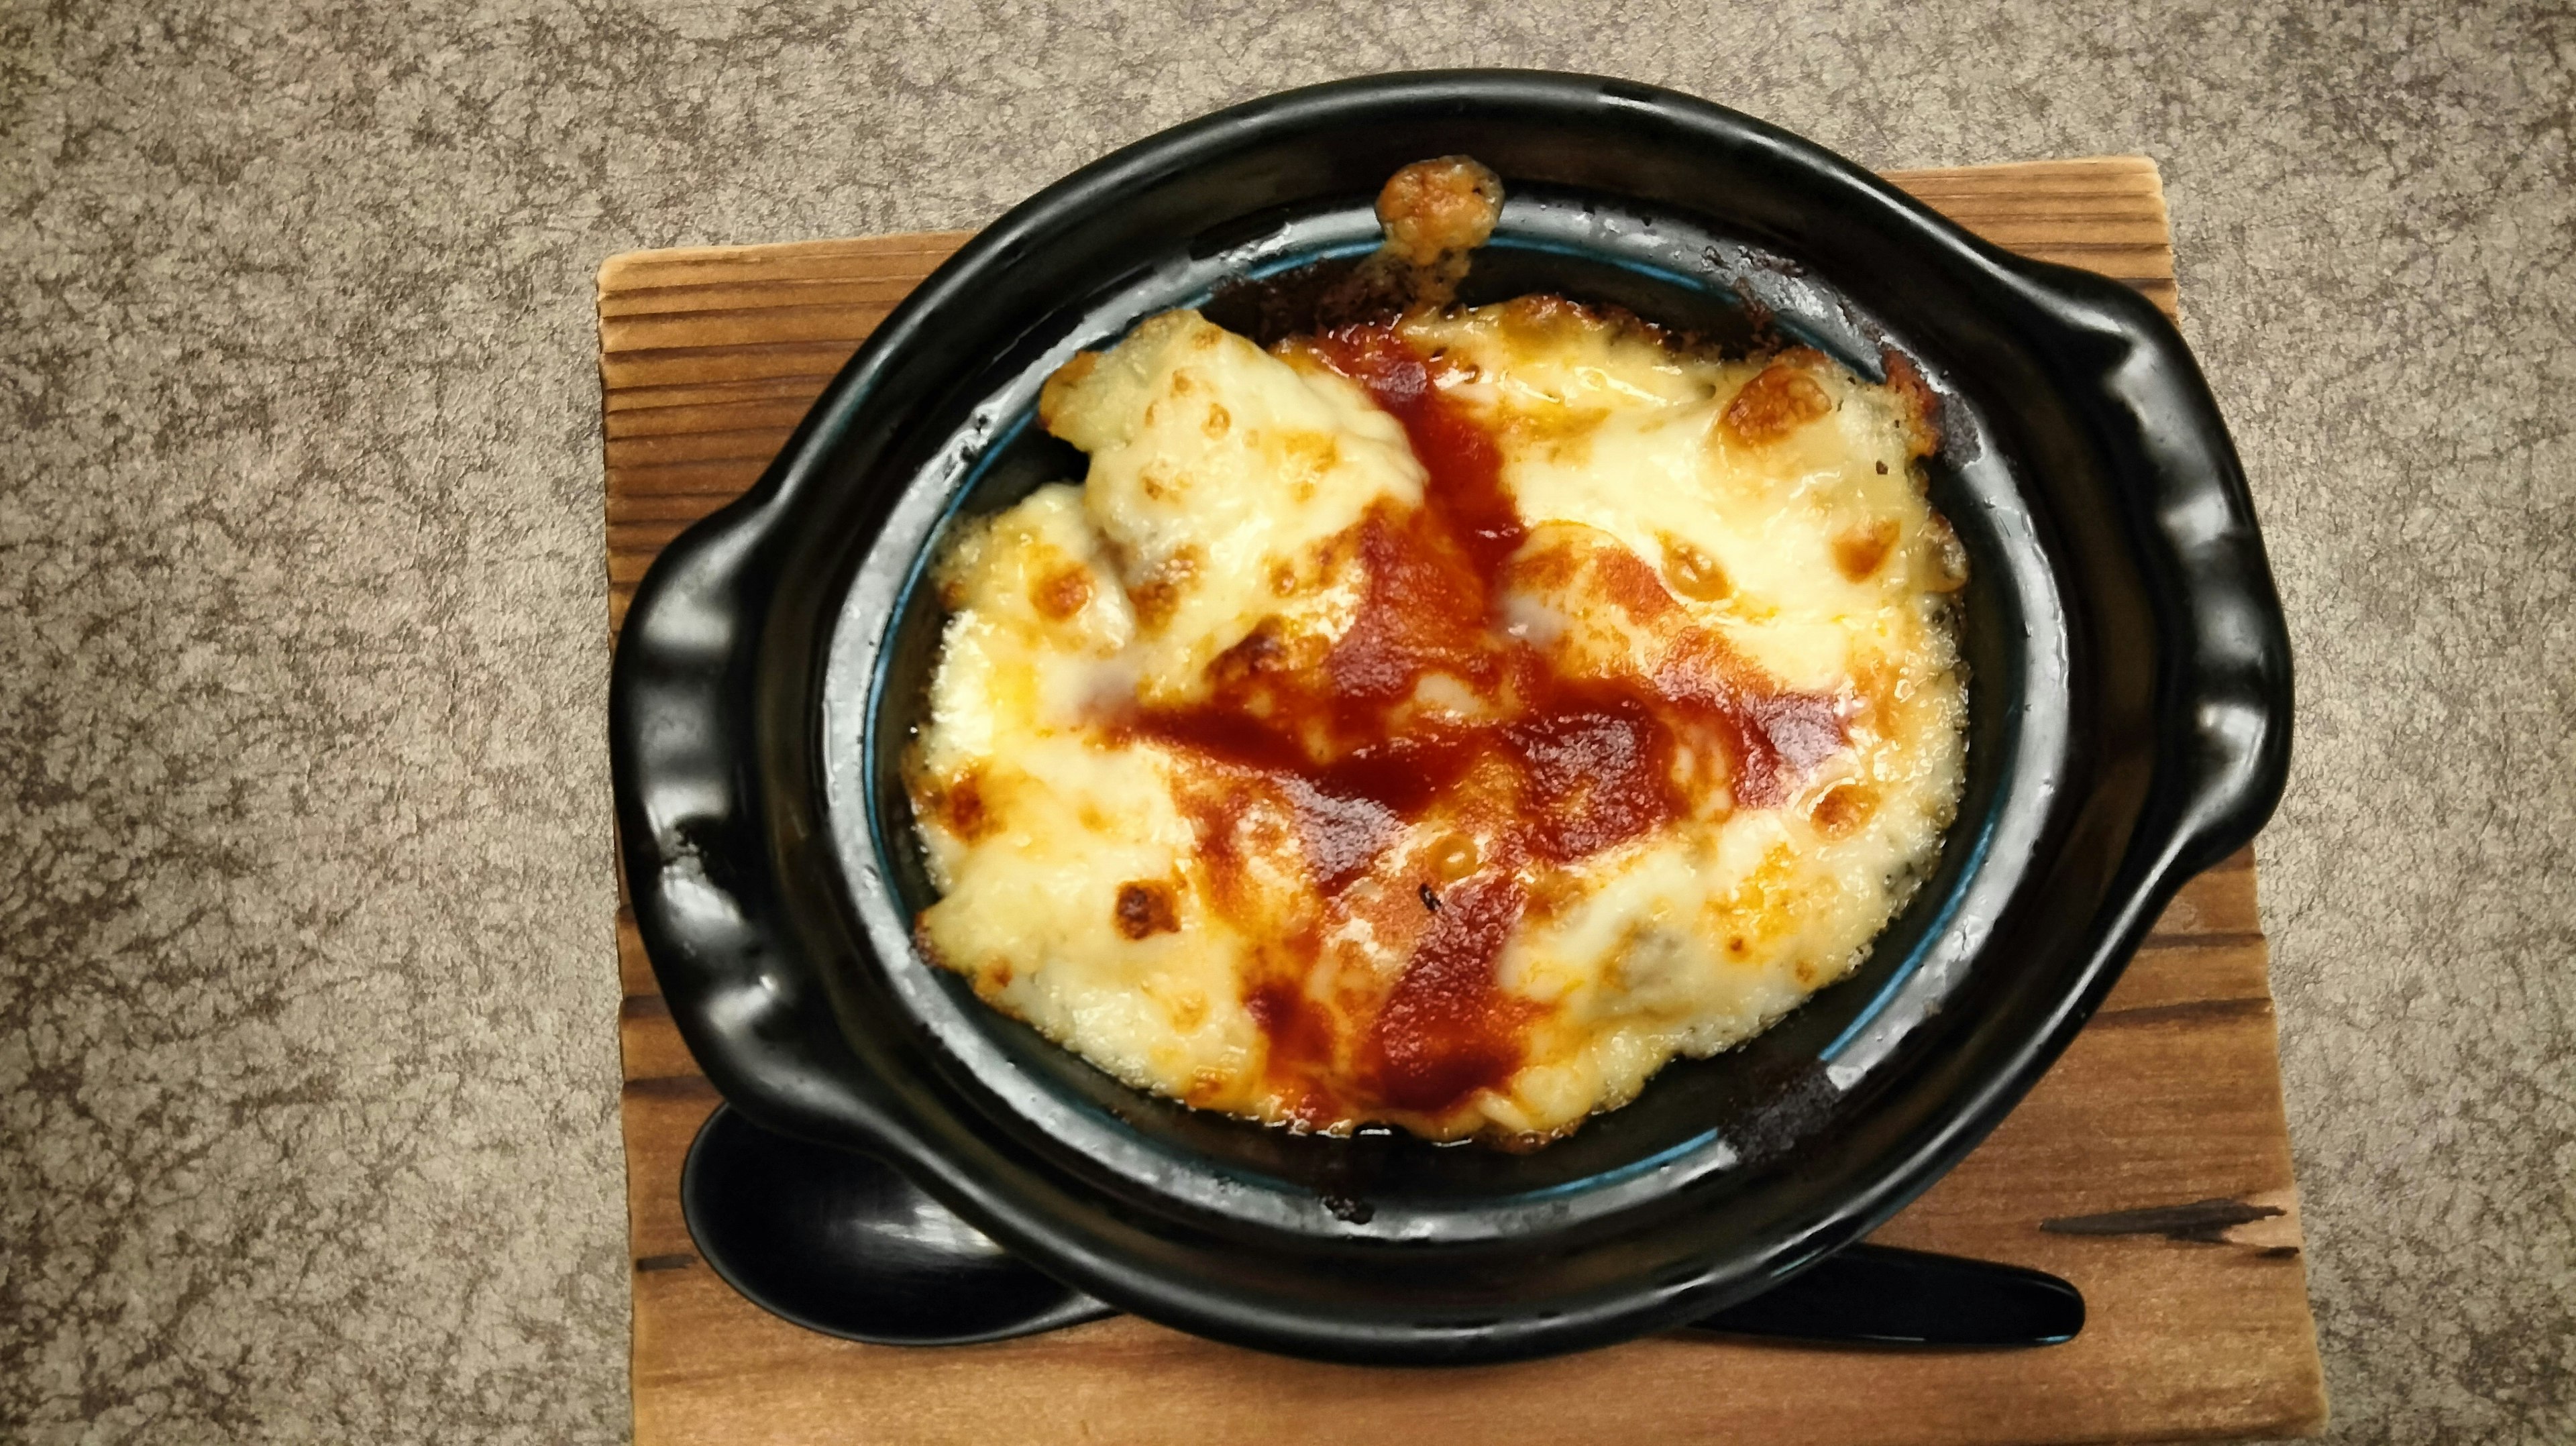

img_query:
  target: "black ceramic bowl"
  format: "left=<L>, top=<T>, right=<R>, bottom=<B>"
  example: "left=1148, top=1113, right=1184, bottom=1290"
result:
left=610, top=70, right=2291, bottom=1366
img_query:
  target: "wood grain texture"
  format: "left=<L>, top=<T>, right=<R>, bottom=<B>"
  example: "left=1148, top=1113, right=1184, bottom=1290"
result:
left=600, top=156, right=2325, bottom=1446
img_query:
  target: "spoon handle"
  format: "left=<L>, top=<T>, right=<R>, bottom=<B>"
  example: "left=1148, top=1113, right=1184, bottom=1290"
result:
left=1684, top=1243, right=2084, bottom=1347
left=1048, top=1244, right=2083, bottom=1349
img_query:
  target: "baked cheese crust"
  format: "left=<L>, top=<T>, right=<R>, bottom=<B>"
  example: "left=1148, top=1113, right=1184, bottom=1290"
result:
left=907, top=298, right=1966, bottom=1144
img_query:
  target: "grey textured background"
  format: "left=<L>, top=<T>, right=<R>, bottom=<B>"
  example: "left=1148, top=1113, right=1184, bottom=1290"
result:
left=3, top=1, right=2569, bottom=1441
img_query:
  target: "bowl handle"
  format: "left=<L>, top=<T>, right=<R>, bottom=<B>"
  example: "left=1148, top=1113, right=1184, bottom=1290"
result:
left=2021, top=262, right=2296, bottom=877
left=610, top=492, right=900, bottom=1153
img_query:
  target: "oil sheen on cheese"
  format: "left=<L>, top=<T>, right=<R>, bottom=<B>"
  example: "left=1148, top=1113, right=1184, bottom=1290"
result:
left=906, top=298, right=1968, bottom=1144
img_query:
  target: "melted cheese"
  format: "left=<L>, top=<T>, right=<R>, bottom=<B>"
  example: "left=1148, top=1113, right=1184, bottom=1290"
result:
left=909, top=299, right=1966, bottom=1143
left=1034, top=310, right=1421, bottom=705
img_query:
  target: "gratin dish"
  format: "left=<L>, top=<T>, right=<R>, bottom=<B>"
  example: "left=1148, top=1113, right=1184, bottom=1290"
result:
left=608, top=70, right=2292, bottom=1365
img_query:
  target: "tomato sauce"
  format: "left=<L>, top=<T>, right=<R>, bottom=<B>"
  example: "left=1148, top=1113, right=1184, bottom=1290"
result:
left=1135, top=321, right=1844, bottom=1127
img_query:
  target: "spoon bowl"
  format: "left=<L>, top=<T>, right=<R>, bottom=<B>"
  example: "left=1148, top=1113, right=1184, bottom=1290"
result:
left=683, top=1103, right=1116, bottom=1345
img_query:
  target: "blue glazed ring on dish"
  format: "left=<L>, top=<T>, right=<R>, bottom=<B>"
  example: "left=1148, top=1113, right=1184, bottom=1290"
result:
left=608, top=70, right=2292, bottom=1366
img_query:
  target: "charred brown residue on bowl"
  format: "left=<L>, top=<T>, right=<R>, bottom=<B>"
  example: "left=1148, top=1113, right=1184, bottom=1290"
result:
left=1206, top=156, right=1503, bottom=346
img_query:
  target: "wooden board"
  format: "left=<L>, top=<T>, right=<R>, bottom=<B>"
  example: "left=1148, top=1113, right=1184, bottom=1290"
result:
left=600, top=156, right=2325, bottom=1446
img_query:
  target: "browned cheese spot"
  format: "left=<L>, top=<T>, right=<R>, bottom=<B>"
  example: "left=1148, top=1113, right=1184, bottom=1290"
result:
left=1203, top=402, right=1231, bottom=439
left=1833, top=518, right=1901, bottom=581
left=1280, top=431, right=1340, bottom=492
left=1036, top=351, right=1099, bottom=432
left=1811, top=782, right=1878, bottom=838
left=1426, top=832, right=1483, bottom=884
left=1588, top=543, right=1680, bottom=624
left=1114, top=880, right=1181, bottom=940
left=1208, top=617, right=1292, bottom=689
left=910, top=917, right=947, bottom=968
left=1375, top=156, right=1505, bottom=266
left=1032, top=563, right=1093, bottom=620
left=1878, top=349, right=1943, bottom=459
left=1721, top=362, right=1834, bottom=446
left=1497, top=291, right=1584, bottom=335
left=1660, top=535, right=1733, bottom=602
left=1128, top=546, right=1203, bottom=631
left=941, top=768, right=994, bottom=842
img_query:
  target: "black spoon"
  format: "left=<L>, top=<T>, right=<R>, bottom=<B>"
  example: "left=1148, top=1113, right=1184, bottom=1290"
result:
left=681, top=1103, right=2084, bottom=1350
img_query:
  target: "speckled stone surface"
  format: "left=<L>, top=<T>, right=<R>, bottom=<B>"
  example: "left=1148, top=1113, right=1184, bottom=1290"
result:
left=1, top=2, right=2568, bottom=1441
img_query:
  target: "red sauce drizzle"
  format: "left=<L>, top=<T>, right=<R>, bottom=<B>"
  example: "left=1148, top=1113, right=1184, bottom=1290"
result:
left=1134, top=322, right=1845, bottom=1129
left=1362, top=872, right=1531, bottom=1113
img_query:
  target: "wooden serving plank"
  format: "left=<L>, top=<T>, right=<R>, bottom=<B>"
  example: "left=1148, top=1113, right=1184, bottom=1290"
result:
left=600, top=156, right=2324, bottom=1446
